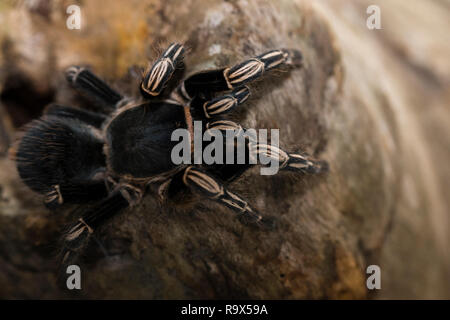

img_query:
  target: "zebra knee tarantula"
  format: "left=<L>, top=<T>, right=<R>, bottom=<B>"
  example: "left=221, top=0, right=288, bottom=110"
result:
left=13, top=43, right=327, bottom=264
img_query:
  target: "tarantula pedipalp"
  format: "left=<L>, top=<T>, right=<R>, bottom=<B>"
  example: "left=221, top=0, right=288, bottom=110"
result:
left=12, top=42, right=327, bottom=265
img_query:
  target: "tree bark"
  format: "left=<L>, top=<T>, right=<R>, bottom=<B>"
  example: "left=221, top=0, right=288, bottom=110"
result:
left=0, top=0, right=449, bottom=299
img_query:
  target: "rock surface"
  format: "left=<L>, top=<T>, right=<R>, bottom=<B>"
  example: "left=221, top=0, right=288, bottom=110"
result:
left=0, top=0, right=449, bottom=299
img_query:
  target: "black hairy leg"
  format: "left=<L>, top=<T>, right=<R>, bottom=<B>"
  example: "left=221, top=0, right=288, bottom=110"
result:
left=249, top=143, right=329, bottom=174
left=176, top=48, right=302, bottom=101
left=190, top=86, right=250, bottom=119
left=172, top=166, right=263, bottom=225
left=44, top=104, right=108, bottom=128
left=44, top=180, right=108, bottom=209
left=60, top=184, right=141, bottom=267
left=202, top=120, right=328, bottom=181
left=65, top=66, right=123, bottom=112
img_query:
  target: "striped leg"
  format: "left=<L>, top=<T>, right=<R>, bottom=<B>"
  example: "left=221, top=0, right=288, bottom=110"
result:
left=223, top=48, right=302, bottom=89
left=140, top=43, right=185, bottom=98
left=181, top=167, right=263, bottom=224
left=191, top=86, right=250, bottom=118
left=60, top=184, right=141, bottom=267
left=203, top=121, right=328, bottom=180
left=65, top=67, right=123, bottom=112
left=205, top=119, right=244, bottom=133
left=178, top=48, right=302, bottom=99
left=249, top=143, right=329, bottom=174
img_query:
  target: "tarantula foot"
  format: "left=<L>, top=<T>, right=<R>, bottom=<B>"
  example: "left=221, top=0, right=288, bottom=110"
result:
left=258, top=216, right=277, bottom=231
left=57, top=246, right=83, bottom=287
left=117, top=184, right=143, bottom=207
left=57, top=219, right=93, bottom=278
left=238, top=213, right=258, bottom=225
left=62, top=219, right=92, bottom=254
left=238, top=213, right=276, bottom=231
left=65, top=66, right=83, bottom=83
left=308, top=160, right=329, bottom=174
left=44, top=185, right=64, bottom=209
left=237, top=206, right=262, bottom=224
left=59, top=248, right=77, bottom=269
left=285, top=153, right=329, bottom=174
left=282, top=48, right=303, bottom=67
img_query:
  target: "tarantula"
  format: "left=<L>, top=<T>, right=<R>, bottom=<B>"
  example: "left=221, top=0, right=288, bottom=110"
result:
left=12, top=43, right=327, bottom=265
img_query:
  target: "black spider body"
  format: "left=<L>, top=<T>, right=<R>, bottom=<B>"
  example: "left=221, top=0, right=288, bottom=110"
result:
left=12, top=43, right=327, bottom=267
left=106, top=101, right=188, bottom=178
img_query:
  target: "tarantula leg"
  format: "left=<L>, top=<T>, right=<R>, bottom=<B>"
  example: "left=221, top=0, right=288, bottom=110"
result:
left=190, top=86, right=250, bottom=118
left=44, top=104, right=107, bottom=128
left=60, top=184, right=141, bottom=267
left=223, top=48, right=302, bottom=89
left=249, top=143, right=329, bottom=174
left=181, top=167, right=263, bottom=224
left=140, top=43, right=185, bottom=98
left=65, top=66, right=123, bottom=112
left=44, top=180, right=108, bottom=209
left=205, top=119, right=244, bottom=133
left=178, top=48, right=302, bottom=98
left=284, top=153, right=329, bottom=173
left=209, top=143, right=328, bottom=185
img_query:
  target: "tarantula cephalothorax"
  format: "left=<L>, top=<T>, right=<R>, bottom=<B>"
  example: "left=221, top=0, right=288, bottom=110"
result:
left=12, top=43, right=328, bottom=265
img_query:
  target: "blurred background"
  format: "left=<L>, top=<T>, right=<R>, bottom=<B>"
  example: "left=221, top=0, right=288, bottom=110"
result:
left=0, top=0, right=449, bottom=299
